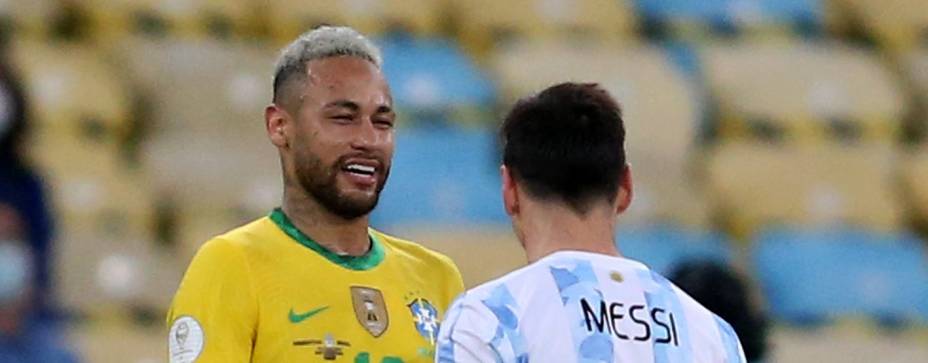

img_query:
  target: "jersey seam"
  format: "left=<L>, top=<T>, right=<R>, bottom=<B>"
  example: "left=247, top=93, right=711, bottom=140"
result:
left=222, top=237, right=261, bottom=343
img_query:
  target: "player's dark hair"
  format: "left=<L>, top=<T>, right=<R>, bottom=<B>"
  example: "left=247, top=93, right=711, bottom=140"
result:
left=501, top=82, right=626, bottom=214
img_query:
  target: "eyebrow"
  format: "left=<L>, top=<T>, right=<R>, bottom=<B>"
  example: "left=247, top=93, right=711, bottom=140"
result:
left=323, top=100, right=360, bottom=112
left=323, top=100, right=393, bottom=114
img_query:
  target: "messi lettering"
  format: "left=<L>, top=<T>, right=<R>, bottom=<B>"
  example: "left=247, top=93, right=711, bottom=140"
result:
left=580, top=298, right=679, bottom=346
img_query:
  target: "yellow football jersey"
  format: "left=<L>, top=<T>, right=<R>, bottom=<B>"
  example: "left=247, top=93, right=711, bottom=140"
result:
left=167, top=209, right=465, bottom=363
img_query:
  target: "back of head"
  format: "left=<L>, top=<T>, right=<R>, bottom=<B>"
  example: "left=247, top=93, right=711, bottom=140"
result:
left=669, top=260, right=769, bottom=362
left=501, top=82, right=627, bottom=214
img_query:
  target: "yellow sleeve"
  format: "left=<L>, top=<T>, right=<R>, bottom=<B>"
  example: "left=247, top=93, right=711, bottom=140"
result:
left=440, top=254, right=466, bottom=308
left=167, top=238, right=257, bottom=363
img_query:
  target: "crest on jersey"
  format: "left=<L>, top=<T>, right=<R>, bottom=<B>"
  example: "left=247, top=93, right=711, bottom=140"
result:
left=408, top=298, right=440, bottom=344
left=350, top=286, right=389, bottom=337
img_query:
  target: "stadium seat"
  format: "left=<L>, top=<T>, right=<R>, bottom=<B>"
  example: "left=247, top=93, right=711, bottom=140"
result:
left=10, top=38, right=154, bottom=246
left=706, top=142, right=901, bottom=238
left=82, top=0, right=256, bottom=40
left=634, top=0, right=830, bottom=40
left=451, top=0, right=636, bottom=54
left=37, top=149, right=161, bottom=313
left=0, top=0, right=60, bottom=39
left=753, top=227, right=928, bottom=325
left=377, top=36, right=497, bottom=127
left=906, top=48, right=928, bottom=107
left=492, top=41, right=708, bottom=226
left=10, top=39, right=132, bottom=150
left=107, top=38, right=280, bottom=250
left=109, top=37, right=274, bottom=135
left=55, top=231, right=183, bottom=314
left=902, top=145, right=928, bottom=225
left=700, top=43, right=905, bottom=143
left=617, top=224, right=732, bottom=275
left=263, top=0, right=443, bottom=44
left=838, top=0, right=928, bottom=51
left=403, top=229, right=526, bottom=288
left=371, top=128, right=508, bottom=229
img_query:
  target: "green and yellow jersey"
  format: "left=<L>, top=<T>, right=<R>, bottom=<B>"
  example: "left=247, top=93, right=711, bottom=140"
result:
left=167, top=209, right=465, bottom=363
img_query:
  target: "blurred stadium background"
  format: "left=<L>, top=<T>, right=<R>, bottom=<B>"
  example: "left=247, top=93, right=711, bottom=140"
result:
left=0, top=0, right=927, bottom=362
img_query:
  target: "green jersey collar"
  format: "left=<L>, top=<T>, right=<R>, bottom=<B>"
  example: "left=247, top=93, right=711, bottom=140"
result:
left=269, top=208, right=385, bottom=271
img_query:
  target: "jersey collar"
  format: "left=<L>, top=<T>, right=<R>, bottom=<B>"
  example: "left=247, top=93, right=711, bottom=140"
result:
left=269, top=208, right=385, bottom=271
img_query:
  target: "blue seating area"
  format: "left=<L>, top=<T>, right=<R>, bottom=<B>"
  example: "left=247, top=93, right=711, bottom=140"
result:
left=371, top=129, right=508, bottom=229
left=377, top=36, right=497, bottom=126
left=753, top=227, right=928, bottom=326
left=634, top=0, right=826, bottom=37
left=617, top=224, right=733, bottom=275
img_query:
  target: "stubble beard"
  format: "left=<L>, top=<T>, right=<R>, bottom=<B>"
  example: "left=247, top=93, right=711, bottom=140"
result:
left=294, top=150, right=389, bottom=221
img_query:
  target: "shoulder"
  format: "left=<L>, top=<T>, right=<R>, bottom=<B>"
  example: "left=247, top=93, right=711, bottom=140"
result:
left=373, top=229, right=459, bottom=272
left=184, top=217, right=276, bottom=275
left=211, top=216, right=279, bottom=250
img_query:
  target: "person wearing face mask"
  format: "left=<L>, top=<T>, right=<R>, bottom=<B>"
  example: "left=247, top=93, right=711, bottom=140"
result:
left=0, top=204, right=77, bottom=362
left=0, top=54, right=56, bottom=320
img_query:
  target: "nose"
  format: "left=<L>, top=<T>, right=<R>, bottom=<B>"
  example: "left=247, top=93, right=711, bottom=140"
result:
left=350, top=117, right=378, bottom=150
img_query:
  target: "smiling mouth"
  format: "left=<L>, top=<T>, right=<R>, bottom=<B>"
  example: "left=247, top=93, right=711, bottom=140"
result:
left=342, top=163, right=376, bottom=177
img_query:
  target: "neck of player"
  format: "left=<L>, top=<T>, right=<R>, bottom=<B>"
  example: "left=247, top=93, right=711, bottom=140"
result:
left=519, top=200, right=620, bottom=263
left=282, top=186, right=372, bottom=257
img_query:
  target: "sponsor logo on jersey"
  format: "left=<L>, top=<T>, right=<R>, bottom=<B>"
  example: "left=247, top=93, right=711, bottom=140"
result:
left=293, top=333, right=351, bottom=361
left=289, top=306, right=329, bottom=323
left=351, top=286, right=389, bottom=337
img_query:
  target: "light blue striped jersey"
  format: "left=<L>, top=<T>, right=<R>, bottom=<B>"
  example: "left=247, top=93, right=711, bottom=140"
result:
left=436, top=251, right=746, bottom=363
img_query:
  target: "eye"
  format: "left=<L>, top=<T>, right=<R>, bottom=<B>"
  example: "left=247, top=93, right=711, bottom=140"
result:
left=373, top=117, right=395, bottom=129
left=331, top=115, right=354, bottom=123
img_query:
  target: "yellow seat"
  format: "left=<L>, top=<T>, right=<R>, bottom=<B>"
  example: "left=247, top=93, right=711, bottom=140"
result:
left=906, top=49, right=928, bottom=109
left=492, top=41, right=707, bottom=226
left=838, top=0, right=928, bottom=52
left=263, top=0, right=443, bottom=44
left=0, top=0, right=59, bottom=39
left=452, top=0, right=636, bottom=54
left=109, top=37, right=274, bottom=135
left=701, top=43, right=905, bottom=143
left=108, top=38, right=280, bottom=218
left=706, top=142, right=901, bottom=239
left=38, top=147, right=161, bottom=313
left=902, top=145, right=928, bottom=226
left=82, top=0, right=257, bottom=40
left=10, top=40, right=132, bottom=150
left=405, top=229, right=526, bottom=288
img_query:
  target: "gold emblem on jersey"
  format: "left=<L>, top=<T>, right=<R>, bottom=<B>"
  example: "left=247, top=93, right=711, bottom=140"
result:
left=350, top=286, right=389, bottom=337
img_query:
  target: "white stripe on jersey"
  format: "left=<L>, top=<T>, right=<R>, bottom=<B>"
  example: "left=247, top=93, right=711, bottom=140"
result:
left=436, top=250, right=747, bottom=363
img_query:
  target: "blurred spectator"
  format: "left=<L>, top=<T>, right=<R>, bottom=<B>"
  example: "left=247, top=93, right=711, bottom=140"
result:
left=0, top=204, right=77, bottom=362
left=669, top=260, right=770, bottom=363
left=0, top=55, right=55, bottom=318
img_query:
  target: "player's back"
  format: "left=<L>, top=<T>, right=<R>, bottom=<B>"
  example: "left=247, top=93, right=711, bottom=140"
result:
left=436, top=250, right=746, bottom=363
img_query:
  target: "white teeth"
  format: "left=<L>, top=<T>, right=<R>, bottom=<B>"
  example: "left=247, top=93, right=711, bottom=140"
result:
left=346, top=164, right=375, bottom=174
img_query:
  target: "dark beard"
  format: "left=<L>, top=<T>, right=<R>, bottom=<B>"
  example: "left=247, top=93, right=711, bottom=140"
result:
left=295, top=151, right=389, bottom=220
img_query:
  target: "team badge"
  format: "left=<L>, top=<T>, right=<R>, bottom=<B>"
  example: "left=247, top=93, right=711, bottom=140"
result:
left=407, top=297, right=440, bottom=344
left=350, top=286, right=389, bottom=337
